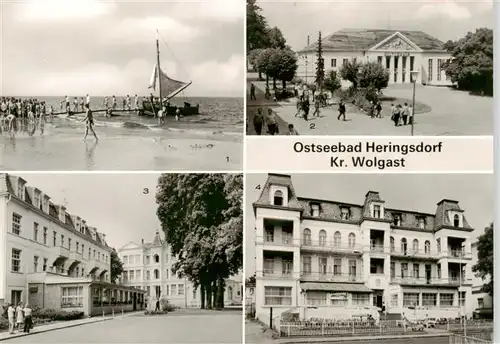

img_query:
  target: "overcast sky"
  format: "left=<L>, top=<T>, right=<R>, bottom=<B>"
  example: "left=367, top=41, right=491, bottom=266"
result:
left=17, top=173, right=161, bottom=250
left=258, top=0, right=494, bottom=51
left=245, top=174, right=494, bottom=276
left=1, top=0, right=244, bottom=97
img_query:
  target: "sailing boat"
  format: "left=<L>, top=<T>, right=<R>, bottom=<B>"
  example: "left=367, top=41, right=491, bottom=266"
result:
left=138, top=31, right=200, bottom=117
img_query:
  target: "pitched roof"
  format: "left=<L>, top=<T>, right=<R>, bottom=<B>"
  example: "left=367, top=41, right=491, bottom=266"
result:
left=254, top=174, right=302, bottom=209
left=299, top=29, right=446, bottom=53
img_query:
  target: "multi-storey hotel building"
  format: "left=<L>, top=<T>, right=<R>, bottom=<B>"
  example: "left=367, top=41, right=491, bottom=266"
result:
left=0, top=174, right=144, bottom=316
left=118, top=231, right=243, bottom=309
left=254, top=174, right=473, bottom=323
left=297, top=29, right=452, bottom=86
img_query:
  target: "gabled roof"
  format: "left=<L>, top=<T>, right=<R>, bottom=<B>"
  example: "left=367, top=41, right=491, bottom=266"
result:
left=298, top=29, right=446, bottom=53
left=253, top=173, right=302, bottom=210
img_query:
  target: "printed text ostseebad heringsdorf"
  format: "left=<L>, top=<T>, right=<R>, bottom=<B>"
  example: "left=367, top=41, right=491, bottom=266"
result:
left=293, top=141, right=444, bottom=170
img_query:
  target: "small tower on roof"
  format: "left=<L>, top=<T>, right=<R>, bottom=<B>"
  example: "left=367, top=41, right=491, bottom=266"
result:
left=152, top=229, right=163, bottom=246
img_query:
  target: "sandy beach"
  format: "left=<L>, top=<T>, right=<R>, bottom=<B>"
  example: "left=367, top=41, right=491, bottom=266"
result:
left=0, top=121, right=242, bottom=170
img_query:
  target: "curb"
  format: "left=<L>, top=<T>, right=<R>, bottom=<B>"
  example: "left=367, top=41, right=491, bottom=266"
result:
left=0, top=317, right=113, bottom=342
left=278, top=333, right=450, bottom=344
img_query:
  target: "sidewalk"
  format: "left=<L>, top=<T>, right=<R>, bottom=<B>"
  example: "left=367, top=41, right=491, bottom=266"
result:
left=0, top=311, right=140, bottom=342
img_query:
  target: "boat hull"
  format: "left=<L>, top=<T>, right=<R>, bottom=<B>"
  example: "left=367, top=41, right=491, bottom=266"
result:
left=138, top=101, right=200, bottom=117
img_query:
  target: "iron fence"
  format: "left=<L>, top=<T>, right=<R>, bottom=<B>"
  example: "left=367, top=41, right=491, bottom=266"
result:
left=278, top=319, right=405, bottom=337
left=449, top=333, right=493, bottom=344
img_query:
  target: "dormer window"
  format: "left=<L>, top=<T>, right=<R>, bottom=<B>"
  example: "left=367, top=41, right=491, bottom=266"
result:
left=393, top=214, right=402, bottom=226
left=417, top=216, right=425, bottom=229
left=34, top=191, right=41, bottom=209
left=311, top=204, right=320, bottom=217
left=373, top=204, right=381, bottom=218
left=340, top=207, right=350, bottom=220
left=453, top=214, right=460, bottom=227
left=17, top=183, right=24, bottom=200
left=273, top=190, right=283, bottom=206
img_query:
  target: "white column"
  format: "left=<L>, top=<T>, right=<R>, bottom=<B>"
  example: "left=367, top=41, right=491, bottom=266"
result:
left=406, top=56, right=411, bottom=83
left=397, top=56, right=403, bottom=84
left=389, top=56, right=394, bottom=84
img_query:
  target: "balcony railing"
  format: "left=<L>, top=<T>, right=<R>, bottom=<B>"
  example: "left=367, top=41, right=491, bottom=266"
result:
left=390, top=247, right=437, bottom=258
left=262, top=269, right=295, bottom=278
left=369, top=244, right=385, bottom=253
left=256, top=236, right=300, bottom=246
left=53, top=245, right=70, bottom=258
left=391, top=276, right=469, bottom=286
left=442, top=249, right=472, bottom=259
left=300, top=271, right=364, bottom=283
left=69, top=251, right=83, bottom=262
left=301, top=240, right=363, bottom=253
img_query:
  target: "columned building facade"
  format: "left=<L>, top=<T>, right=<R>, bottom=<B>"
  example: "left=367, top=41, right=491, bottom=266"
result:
left=297, top=29, right=452, bottom=86
left=253, top=174, right=473, bottom=325
left=118, top=231, right=243, bottom=309
left=0, top=174, right=141, bottom=316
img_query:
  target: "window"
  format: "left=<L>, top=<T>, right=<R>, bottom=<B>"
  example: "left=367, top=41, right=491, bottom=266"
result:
left=331, top=58, right=337, bottom=68
left=403, top=293, right=419, bottom=307
left=136, top=270, right=141, bottom=279
left=412, top=239, right=419, bottom=253
left=459, top=291, right=466, bottom=306
left=68, top=238, right=71, bottom=251
left=273, top=190, right=283, bottom=206
left=413, top=263, right=419, bottom=278
left=453, top=214, right=460, bottom=227
left=12, top=213, right=21, bottom=235
left=154, top=254, right=160, bottom=263
left=282, top=260, right=292, bottom=276
left=76, top=242, right=79, bottom=253
left=437, top=238, right=441, bottom=253
left=264, top=286, right=292, bottom=305
left=390, top=262, right=395, bottom=278
left=425, top=241, right=430, bottom=254
left=264, top=258, right=274, bottom=275
left=61, top=286, right=83, bottom=308
left=11, top=249, right=21, bottom=272
left=43, top=258, right=47, bottom=272
left=373, top=205, right=381, bottom=218
left=61, top=235, right=64, bottom=247
left=319, top=257, right=327, bottom=275
left=154, top=269, right=160, bottom=279
left=417, top=217, right=425, bottom=228
left=34, top=192, right=41, bottom=209
left=333, top=258, right=342, bottom=276
left=352, top=294, right=370, bottom=305
left=428, top=59, right=433, bottom=81
left=393, top=214, right=401, bottom=226
left=437, top=59, right=442, bottom=81
left=303, top=228, right=311, bottom=245
left=307, top=291, right=327, bottom=306
left=390, top=294, right=398, bottom=307
left=478, top=298, right=484, bottom=309
left=178, top=284, right=184, bottom=295
left=33, top=222, right=39, bottom=241
left=97, top=252, right=100, bottom=261
left=81, top=244, right=84, bottom=254
left=43, top=227, right=47, bottom=245
left=129, top=270, right=135, bottom=280
left=311, top=204, right=320, bottom=217
left=377, top=56, right=383, bottom=65
left=343, top=58, right=348, bottom=66
left=390, top=237, right=395, bottom=252
left=170, top=285, right=176, bottom=296
left=437, top=264, right=442, bottom=279
left=422, top=293, right=437, bottom=307
left=33, top=256, right=38, bottom=272
left=302, top=256, right=311, bottom=274
left=146, top=270, right=151, bottom=280
left=348, top=233, right=356, bottom=248
left=333, top=231, right=341, bottom=248
left=17, top=182, right=24, bottom=199
left=88, top=248, right=91, bottom=260
left=440, top=293, right=454, bottom=307
left=410, top=56, right=415, bottom=71
left=93, top=249, right=96, bottom=258
left=348, top=260, right=357, bottom=279
left=319, top=230, right=326, bottom=246
left=340, top=207, right=350, bottom=220
left=401, top=238, right=407, bottom=255
left=265, top=226, right=274, bottom=243
left=401, top=263, right=408, bottom=278
left=282, top=230, right=292, bottom=244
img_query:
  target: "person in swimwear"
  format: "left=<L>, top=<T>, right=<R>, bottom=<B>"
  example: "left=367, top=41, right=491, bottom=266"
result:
left=6, top=113, right=16, bottom=133
left=82, top=103, right=98, bottom=141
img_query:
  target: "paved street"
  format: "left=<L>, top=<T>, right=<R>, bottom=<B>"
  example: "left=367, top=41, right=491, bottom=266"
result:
left=4, top=311, right=242, bottom=343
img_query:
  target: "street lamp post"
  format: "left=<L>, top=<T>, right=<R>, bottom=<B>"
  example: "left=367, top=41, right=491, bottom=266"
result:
left=410, top=71, right=420, bottom=136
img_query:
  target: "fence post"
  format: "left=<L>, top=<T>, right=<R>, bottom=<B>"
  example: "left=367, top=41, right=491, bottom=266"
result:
left=102, top=310, right=104, bottom=318
left=352, top=321, right=354, bottom=335
left=112, top=309, right=115, bottom=318
left=287, top=325, right=290, bottom=337
left=321, top=322, right=324, bottom=336
left=269, top=307, right=273, bottom=330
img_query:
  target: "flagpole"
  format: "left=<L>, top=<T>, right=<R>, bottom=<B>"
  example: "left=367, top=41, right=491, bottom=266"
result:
left=156, top=29, right=162, bottom=105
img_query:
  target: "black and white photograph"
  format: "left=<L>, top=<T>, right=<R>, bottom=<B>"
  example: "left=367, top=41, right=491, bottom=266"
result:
left=0, top=0, right=244, bottom=170
left=0, top=173, right=243, bottom=343
left=245, top=173, right=493, bottom=344
left=246, top=0, right=493, bottom=136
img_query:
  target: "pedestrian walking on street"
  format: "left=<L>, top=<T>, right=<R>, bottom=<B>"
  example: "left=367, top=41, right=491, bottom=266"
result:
left=302, top=97, right=310, bottom=121
left=402, top=102, right=410, bottom=125
left=376, top=101, right=382, bottom=118
left=253, top=108, right=264, bottom=135
left=155, top=300, right=160, bottom=312
left=7, top=303, right=15, bottom=334
left=337, top=100, right=346, bottom=121
left=250, top=83, right=256, bottom=100
left=23, top=304, right=32, bottom=333
left=15, top=302, right=24, bottom=332
left=266, top=108, right=278, bottom=135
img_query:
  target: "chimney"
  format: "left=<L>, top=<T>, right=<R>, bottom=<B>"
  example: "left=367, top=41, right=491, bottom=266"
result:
left=58, top=206, right=66, bottom=223
left=101, top=233, right=106, bottom=243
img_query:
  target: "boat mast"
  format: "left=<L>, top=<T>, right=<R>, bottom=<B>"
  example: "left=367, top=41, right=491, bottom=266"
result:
left=156, top=30, right=162, bottom=103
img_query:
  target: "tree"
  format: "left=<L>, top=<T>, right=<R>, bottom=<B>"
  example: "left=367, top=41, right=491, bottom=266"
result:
left=339, top=59, right=362, bottom=88
left=315, top=31, right=325, bottom=89
left=156, top=174, right=243, bottom=309
left=358, top=61, right=389, bottom=91
left=444, top=28, right=493, bottom=95
left=246, top=0, right=269, bottom=50
left=110, top=249, right=124, bottom=283
left=256, top=48, right=275, bottom=87
left=272, top=48, right=298, bottom=89
left=248, top=48, right=264, bottom=78
left=267, top=26, right=287, bottom=49
left=472, top=223, right=493, bottom=295
left=324, top=70, right=342, bottom=94
left=246, top=274, right=256, bottom=285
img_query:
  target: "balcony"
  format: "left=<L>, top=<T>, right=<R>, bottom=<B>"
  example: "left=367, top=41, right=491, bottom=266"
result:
left=438, top=249, right=472, bottom=261
left=256, top=236, right=299, bottom=250
left=69, top=251, right=83, bottom=262
left=391, top=276, right=471, bottom=287
left=301, top=240, right=363, bottom=255
left=300, top=271, right=364, bottom=283
left=262, top=269, right=295, bottom=279
left=52, top=245, right=69, bottom=259
left=390, top=248, right=438, bottom=261
left=369, top=244, right=385, bottom=257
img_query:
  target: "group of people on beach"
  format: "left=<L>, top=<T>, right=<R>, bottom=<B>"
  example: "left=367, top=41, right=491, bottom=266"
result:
left=60, top=95, right=98, bottom=141
left=0, top=97, right=54, bottom=135
left=4, top=302, right=33, bottom=334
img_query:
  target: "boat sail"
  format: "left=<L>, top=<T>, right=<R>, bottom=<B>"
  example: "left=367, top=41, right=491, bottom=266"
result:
left=138, top=31, right=200, bottom=117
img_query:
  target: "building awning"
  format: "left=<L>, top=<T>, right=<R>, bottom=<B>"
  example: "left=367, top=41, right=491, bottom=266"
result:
left=300, top=282, right=372, bottom=293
